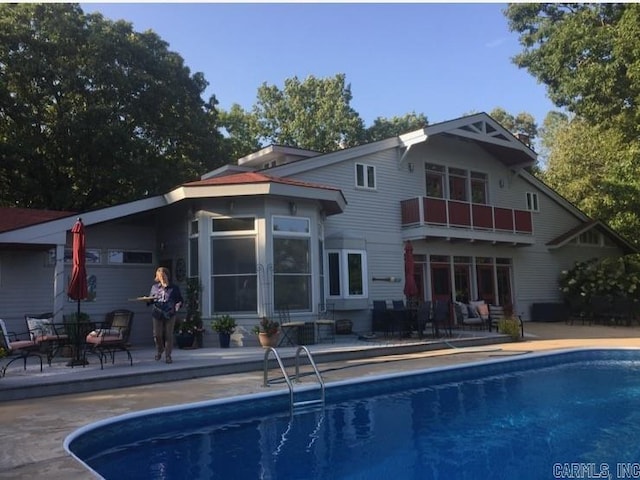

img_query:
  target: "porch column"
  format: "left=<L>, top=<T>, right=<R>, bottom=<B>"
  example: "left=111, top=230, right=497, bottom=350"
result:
left=52, top=243, right=66, bottom=322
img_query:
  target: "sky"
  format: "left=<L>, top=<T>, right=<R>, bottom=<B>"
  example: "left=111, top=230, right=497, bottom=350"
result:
left=81, top=2, right=558, bottom=128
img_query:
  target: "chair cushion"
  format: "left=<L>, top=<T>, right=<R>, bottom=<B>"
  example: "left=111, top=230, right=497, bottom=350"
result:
left=26, top=317, right=55, bottom=341
left=86, top=333, right=122, bottom=345
left=9, top=339, right=37, bottom=350
left=88, top=328, right=122, bottom=339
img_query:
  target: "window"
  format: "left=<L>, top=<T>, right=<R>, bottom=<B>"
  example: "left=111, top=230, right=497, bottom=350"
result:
left=355, top=163, right=376, bottom=189
left=578, top=230, right=600, bottom=245
left=108, top=250, right=152, bottom=264
left=425, top=163, right=445, bottom=198
left=526, top=192, right=539, bottom=212
left=470, top=171, right=488, bottom=204
left=272, top=216, right=311, bottom=311
left=327, top=250, right=367, bottom=298
left=448, top=167, right=467, bottom=201
left=210, top=217, right=257, bottom=313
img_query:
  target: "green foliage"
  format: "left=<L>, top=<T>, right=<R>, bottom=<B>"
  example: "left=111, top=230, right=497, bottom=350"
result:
left=252, top=316, right=279, bottom=337
left=364, top=112, right=429, bottom=143
left=0, top=347, right=7, bottom=358
left=542, top=119, right=640, bottom=246
left=211, top=314, right=237, bottom=334
left=505, top=3, right=639, bottom=133
left=0, top=3, right=223, bottom=210
left=559, top=255, right=640, bottom=302
left=218, top=73, right=430, bottom=159
left=497, top=317, right=522, bottom=341
left=252, top=74, right=365, bottom=153
left=489, top=107, right=538, bottom=140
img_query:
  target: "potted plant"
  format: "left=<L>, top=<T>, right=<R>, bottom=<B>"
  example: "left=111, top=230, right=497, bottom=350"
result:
left=252, top=316, right=280, bottom=348
left=174, top=317, right=198, bottom=349
left=211, top=314, right=237, bottom=348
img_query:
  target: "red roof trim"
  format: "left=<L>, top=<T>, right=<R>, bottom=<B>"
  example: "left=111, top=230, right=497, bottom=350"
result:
left=0, top=207, right=75, bottom=233
left=184, top=172, right=341, bottom=192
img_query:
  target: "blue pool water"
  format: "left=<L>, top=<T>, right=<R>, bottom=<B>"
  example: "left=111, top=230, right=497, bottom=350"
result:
left=66, top=349, right=640, bottom=479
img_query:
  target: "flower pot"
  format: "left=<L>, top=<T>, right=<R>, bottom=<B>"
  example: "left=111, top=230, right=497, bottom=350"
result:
left=218, top=332, right=231, bottom=348
left=175, top=333, right=195, bottom=349
left=258, top=332, right=279, bottom=348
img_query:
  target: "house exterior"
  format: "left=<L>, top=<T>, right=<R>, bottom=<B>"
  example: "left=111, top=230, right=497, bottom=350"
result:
left=0, top=113, right=634, bottom=346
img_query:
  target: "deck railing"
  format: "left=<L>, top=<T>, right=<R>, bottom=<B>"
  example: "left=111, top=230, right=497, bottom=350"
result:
left=400, top=197, right=533, bottom=234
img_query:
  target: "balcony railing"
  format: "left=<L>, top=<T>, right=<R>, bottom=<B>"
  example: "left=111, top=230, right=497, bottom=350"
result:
left=401, top=197, right=533, bottom=235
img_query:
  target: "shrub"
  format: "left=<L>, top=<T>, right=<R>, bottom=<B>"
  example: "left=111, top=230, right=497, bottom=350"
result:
left=498, top=317, right=521, bottom=341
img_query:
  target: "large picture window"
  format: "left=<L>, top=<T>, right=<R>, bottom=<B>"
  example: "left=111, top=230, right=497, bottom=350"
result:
left=327, top=249, right=367, bottom=298
left=272, top=216, right=311, bottom=311
left=210, top=217, right=257, bottom=313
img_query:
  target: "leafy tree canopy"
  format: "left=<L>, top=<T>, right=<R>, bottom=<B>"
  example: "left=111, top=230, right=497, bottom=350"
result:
left=505, top=3, right=640, bottom=137
left=218, top=74, right=430, bottom=160
left=0, top=3, right=223, bottom=211
left=542, top=118, right=640, bottom=245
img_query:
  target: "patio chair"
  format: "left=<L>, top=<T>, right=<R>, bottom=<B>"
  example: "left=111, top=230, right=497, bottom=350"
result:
left=416, top=301, right=432, bottom=338
left=371, top=300, right=391, bottom=336
left=84, top=309, right=134, bottom=369
left=25, top=312, right=68, bottom=364
left=315, top=302, right=335, bottom=343
left=277, top=306, right=304, bottom=347
left=459, top=302, right=485, bottom=330
left=433, top=300, right=452, bottom=337
left=391, top=300, right=410, bottom=337
left=589, top=295, right=612, bottom=324
left=0, top=318, right=43, bottom=377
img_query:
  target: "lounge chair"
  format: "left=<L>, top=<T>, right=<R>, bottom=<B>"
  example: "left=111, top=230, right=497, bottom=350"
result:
left=84, top=309, right=134, bottom=369
left=433, top=300, right=452, bottom=337
left=0, top=318, right=43, bottom=377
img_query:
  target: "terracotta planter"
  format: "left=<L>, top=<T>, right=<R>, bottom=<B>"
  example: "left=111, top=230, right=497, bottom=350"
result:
left=258, top=332, right=279, bottom=348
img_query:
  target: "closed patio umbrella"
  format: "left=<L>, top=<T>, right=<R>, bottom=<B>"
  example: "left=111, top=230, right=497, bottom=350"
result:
left=67, top=218, right=88, bottom=366
left=403, top=240, right=418, bottom=299
left=404, top=240, right=419, bottom=336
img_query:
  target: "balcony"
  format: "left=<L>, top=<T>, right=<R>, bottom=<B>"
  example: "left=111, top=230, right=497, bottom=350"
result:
left=400, top=197, right=534, bottom=246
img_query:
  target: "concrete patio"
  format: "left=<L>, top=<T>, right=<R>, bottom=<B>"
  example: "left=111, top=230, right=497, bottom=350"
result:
left=2, top=322, right=640, bottom=479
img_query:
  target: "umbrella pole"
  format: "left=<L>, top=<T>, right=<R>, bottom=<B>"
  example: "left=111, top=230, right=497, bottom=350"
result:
left=67, top=299, right=88, bottom=366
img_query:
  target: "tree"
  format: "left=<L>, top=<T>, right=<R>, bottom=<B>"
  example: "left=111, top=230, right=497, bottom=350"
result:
left=504, top=3, right=640, bottom=137
left=219, top=74, right=432, bottom=160
left=489, top=107, right=538, bottom=141
left=252, top=74, right=365, bottom=153
left=0, top=3, right=223, bottom=211
left=506, top=3, right=640, bottom=244
left=542, top=118, right=640, bottom=245
left=537, top=110, right=569, bottom=166
left=364, top=112, right=429, bottom=143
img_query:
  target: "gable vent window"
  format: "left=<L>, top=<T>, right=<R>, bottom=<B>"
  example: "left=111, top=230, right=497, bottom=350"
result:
left=526, top=192, right=539, bottom=212
left=355, top=163, right=376, bottom=189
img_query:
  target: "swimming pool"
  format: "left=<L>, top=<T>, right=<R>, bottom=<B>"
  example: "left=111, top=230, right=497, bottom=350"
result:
left=65, top=349, right=640, bottom=479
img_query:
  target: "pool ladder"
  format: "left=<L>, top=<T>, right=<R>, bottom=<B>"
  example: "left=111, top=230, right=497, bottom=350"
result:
left=263, top=346, right=325, bottom=413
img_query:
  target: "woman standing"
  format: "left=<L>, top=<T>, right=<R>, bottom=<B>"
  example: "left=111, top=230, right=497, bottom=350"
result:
left=149, top=267, right=183, bottom=363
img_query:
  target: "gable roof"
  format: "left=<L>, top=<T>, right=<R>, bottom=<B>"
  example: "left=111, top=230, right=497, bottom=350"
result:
left=0, top=207, right=75, bottom=233
left=546, top=220, right=636, bottom=254
left=254, top=112, right=537, bottom=179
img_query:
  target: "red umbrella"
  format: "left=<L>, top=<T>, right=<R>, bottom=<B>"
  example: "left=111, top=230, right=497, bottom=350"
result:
left=403, top=240, right=418, bottom=298
left=67, top=218, right=88, bottom=366
left=68, top=218, right=88, bottom=305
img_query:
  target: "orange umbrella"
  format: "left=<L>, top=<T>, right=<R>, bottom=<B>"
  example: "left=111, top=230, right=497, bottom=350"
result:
left=67, top=218, right=88, bottom=366
left=403, top=240, right=418, bottom=298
